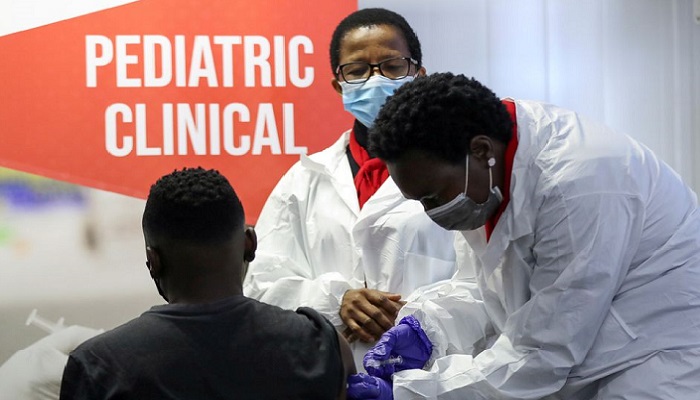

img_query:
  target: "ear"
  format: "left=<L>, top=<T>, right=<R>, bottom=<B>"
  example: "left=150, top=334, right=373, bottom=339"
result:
left=145, top=246, right=162, bottom=279
left=469, top=135, right=495, bottom=162
left=417, top=65, right=427, bottom=77
left=331, top=76, right=342, bottom=95
left=244, top=226, right=258, bottom=262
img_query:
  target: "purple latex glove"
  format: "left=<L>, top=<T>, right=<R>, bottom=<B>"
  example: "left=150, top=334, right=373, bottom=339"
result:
left=363, top=315, right=432, bottom=380
left=347, top=373, right=393, bottom=400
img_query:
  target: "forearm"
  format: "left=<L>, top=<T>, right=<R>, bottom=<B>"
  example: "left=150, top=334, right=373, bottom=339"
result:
left=400, top=279, right=492, bottom=360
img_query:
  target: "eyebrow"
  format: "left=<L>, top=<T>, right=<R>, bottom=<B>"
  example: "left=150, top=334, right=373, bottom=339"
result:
left=341, top=56, right=406, bottom=67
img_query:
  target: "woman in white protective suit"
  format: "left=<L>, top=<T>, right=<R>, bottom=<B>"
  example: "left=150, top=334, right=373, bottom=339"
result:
left=346, top=72, right=700, bottom=399
left=243, top=8, right=459, bottom=369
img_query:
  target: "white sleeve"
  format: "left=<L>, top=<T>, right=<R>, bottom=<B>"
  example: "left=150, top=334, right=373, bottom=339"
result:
left=399, top=233, right=493, bottom=362
left=243, top=169, right=356, bottom=326
left=394, top=191, right=645, bottom=399
left=0, top=326, right=102, bottom=400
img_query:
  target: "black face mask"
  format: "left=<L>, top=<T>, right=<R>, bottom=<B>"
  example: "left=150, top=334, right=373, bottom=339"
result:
left=147, top=261, right=169, bottom=302
left=426, top=155, right=503, bottom=231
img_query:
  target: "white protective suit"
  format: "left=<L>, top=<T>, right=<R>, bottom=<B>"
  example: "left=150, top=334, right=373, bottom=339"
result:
left=243, top=130, right=459, bottom=368
left=394, top=100, right=700, bottom=399
left=0, top=326, right=102, bottom=400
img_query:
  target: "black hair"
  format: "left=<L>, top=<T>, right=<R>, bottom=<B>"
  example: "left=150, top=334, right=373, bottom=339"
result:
left=329, top=8, right=422, bottom=74
left=369, top=73, right=513, bottom=164
left=142, top=167, right=244, bottom=244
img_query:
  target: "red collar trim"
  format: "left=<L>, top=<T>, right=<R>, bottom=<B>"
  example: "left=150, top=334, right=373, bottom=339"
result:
left=349, top=129, right=389, bottom=209
left=485, top=100, right=519, bottom=240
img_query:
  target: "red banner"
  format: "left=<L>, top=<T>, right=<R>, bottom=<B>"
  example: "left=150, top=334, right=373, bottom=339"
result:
left=0, top=0, right=356, bottom=223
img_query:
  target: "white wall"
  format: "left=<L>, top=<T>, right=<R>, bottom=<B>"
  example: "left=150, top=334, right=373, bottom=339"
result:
left=361, top=0, right=700, bottom=192
left=0, top=187, right=161, bottom=363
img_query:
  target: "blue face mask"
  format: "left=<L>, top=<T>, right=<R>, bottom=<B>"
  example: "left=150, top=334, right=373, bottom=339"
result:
left=340, top=75, right=414, bottom=128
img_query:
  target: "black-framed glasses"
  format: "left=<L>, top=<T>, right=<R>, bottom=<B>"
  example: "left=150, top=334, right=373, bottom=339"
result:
left=336, top=57, right=419, bottom=84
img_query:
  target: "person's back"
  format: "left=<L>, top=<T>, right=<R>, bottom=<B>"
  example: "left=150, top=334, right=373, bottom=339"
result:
left=61, top=297, right=344, bottom=399
left=59, top=167, right=352, bottom=400
left=522, top=101, right=700, bottom=393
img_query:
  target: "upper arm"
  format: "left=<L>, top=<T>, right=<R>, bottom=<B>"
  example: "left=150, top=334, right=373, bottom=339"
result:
left=293, top=307, right=354, bottom=398
left=244, top=171, right=311, bottom=284
left=335, top=330, right=355, bottom=400
left=516, top=188, right=645, bottom=357
left=531, top=188, right=644, bottom=295
left=254, top=171, right=304, bottom=246
left=59, top=354, right=91, bottom=400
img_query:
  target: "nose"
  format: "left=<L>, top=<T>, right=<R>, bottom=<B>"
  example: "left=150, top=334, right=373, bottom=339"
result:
left=369, top=65, right=382, bottom=77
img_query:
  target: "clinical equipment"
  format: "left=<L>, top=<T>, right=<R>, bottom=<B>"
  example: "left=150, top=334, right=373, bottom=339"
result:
left=363, top=315, right=432, bottom=379
left=25, top=309, right=65, bottom=334
left=364, top=355, right=403, bottom=369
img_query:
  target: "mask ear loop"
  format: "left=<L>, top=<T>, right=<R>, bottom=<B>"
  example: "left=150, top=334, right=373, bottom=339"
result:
left=464, top=155, right=470, bottom=195
left=487, top=157, right=496, bottom=189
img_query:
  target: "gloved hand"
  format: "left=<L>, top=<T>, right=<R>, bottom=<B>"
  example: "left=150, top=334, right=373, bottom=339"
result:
left=346, top=373, right=393, bottom=400
left=363, top=315, right=432, bottom=380
left=0, top=325, right=103, bottom=400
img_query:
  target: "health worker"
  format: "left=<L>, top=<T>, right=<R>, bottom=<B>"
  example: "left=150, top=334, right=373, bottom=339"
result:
left=348, top=72, right=700, bottom=399
left=243, top=8, right=460, bottom=369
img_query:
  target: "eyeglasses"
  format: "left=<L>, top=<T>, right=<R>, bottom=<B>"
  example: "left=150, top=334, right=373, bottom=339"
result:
left=336, top=57, right=419, bottom=84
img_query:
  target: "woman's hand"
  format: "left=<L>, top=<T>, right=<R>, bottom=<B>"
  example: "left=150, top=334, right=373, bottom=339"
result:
left=340, top=288, right=405, bottom=343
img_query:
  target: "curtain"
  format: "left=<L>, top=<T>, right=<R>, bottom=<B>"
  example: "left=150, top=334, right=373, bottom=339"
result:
left=361, top=0, right=700, bottom=191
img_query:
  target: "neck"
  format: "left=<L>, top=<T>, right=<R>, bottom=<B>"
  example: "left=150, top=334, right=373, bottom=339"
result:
left=353, top=120, right=370, bottom=154
left=164, top=260, right=245, bottom=305
left=157, top=240, right=246, bottom=304
left=167, top=272, right=244, bottom=304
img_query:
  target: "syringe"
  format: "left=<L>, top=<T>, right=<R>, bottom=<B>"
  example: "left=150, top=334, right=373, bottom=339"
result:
left=25, top=308, right=65, bottom=334
left=365, top=355, right=403, bottom=369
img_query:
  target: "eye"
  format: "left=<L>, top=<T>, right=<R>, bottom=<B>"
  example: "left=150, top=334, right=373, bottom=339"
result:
left=340, top=63, right=370, bottom=80
left=380, top=59, right=407, bottom=77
